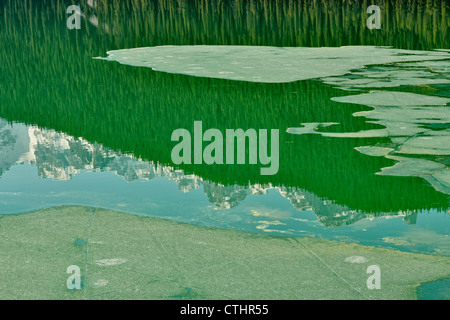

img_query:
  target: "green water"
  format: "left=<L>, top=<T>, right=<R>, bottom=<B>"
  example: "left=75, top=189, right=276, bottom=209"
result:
left=0, top=1, right=449, bottom=253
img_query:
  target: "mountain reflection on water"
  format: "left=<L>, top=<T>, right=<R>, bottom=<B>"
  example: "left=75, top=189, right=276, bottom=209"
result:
left=0, top=118, right=416, bottom=227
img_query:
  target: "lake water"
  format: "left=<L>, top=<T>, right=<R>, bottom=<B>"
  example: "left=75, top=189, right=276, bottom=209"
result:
left=0, top=0, right=449, bottom=299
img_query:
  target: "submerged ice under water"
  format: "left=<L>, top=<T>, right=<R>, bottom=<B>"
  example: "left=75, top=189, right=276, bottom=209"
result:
left=101, top=45, right=450, bottom=195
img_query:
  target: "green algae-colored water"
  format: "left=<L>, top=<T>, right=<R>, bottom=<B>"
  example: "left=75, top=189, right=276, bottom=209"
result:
left=0, top=0, right=449, bottom=300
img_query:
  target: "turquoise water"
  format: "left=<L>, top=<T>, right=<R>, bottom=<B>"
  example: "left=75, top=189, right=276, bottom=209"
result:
left=417, top=279, right=450, bottom=300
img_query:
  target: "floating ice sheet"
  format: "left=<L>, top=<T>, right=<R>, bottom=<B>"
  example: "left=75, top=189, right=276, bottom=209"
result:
left=323, top=63, right=450, bottom=89
left=98, top=45, right=450, bottom=83
left=289, top=91, right=450, bottom=194
left=378, top=156, right=446, bottom=177
left=331, top=91, right=450, bottom=107
left=425, top=170, right=450, bottom=195
left=287, top=124, right=388, bottom=138
left=398, top=136, right=450, bottom=155
left=355, top=146, right=450, bottom=193
left=355, top=146, right=394, bottom=157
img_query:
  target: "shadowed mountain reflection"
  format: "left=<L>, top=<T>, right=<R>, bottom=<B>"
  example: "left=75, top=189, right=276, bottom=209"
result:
left=0, top=118, right=424, bottom=228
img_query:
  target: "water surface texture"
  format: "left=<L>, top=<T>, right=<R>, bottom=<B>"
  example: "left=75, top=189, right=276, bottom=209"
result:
left=0, top=0, right=449, bottom=300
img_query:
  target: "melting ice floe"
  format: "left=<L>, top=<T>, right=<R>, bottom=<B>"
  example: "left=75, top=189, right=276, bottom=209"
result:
left=99, top=45, right=450, bottom=195
left=288, top=91, right=450, bottom=194
left=97, top=45, right=450, bottom=83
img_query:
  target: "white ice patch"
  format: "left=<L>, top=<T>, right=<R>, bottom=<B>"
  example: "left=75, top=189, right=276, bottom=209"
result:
left=323, top=64, right=450, bottom=89
left=95, top=258, right=127, bottom=267
left=345, top=256, right=369, bottom=263
left=331, top=91, right=450, bottom=107
left=93, top=279, right=109, bottom=287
